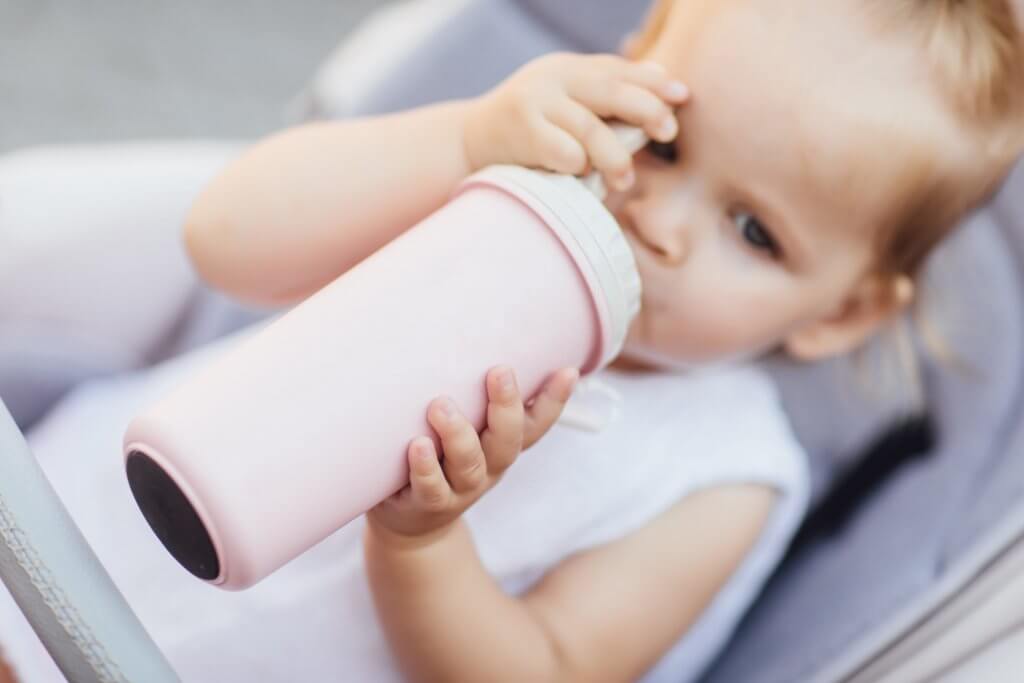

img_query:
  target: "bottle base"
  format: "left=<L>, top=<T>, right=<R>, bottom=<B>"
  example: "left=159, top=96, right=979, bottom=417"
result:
left=125, top=450, right=221, bottom=581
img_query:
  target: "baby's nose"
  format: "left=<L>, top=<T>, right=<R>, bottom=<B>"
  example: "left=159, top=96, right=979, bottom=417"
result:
left=646, top=226, right=688, bottom=265
left=627, top=213, right=689, bottom=266
left=620, top=186, right=695, bottom=266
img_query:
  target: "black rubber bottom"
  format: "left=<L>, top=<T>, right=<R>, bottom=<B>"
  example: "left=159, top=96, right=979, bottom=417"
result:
left=126, top=451, right=220, bottom=581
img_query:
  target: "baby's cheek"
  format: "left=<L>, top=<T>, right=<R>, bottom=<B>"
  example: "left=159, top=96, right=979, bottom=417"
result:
left=674, top=295, right=794, bottom=361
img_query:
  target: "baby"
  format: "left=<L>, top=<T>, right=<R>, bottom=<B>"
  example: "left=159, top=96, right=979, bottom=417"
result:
left=171, top=2, right=1024, bottom=683
left=179, top=0, right=1024, bottom=681
left=3, top=1, right=1001, bottom=683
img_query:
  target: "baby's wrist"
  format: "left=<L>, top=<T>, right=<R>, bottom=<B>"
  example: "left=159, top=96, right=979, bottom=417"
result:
left=461, top=97, right=498, bottom=173
left=364, top=513, right=461, bottom=553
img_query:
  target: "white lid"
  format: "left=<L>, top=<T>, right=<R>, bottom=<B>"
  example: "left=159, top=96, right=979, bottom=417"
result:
left=460, top=165, right=642, bottom=371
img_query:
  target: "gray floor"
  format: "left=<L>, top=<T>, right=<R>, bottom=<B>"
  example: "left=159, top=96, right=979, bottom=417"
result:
left=1, top=0, right=388, bottom=153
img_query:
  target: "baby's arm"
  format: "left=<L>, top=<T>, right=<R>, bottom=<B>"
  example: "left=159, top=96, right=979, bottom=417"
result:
left=185, top=53, right=685, bottom=307
left=365, top=483, right=777, bottom=683
left=185, top=101, right=475, bottom=307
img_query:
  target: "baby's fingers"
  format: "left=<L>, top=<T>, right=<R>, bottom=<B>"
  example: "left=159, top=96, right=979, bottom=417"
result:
left=480, top=366, right=525, bottom=473
left=567, top=78, right=680, bottom=147
left=568, top=58, right=686, bottom=135
left=407, top=437, right=453, bottom=511
left=623, top=60, right=690, bottom=107
left=428, top=398, right=488, bottom=494
left=529, top=118, right=589, bottom=176
left=523, top=368, right=580, bottom=449
left=548, top=102, right=636, bottom=191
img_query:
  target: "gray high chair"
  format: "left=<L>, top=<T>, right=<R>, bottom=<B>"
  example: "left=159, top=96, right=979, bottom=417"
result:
left=1, top=1, right=1023, bottom=680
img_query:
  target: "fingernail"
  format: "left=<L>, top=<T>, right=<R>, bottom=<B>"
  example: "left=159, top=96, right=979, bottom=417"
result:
left=666, top=81, right=689, bottom=100
left=440, top=399, right=456, bottom=418
left=503, top=370, right=516, bottom=392
left=658, top=116, right=677, bottom=140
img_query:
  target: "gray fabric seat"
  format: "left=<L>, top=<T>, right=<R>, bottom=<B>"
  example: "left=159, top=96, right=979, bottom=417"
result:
left=706, top=169, right=1024, bottom=682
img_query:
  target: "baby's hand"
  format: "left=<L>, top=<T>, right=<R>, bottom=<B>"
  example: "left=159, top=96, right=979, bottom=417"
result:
left=463, top=52, right=689, bottom=192
left=366, top=365, right=579, bottom=543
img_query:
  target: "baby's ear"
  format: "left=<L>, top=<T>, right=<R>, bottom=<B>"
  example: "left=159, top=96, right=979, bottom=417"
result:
left=783, top=275, right=914, bottom=362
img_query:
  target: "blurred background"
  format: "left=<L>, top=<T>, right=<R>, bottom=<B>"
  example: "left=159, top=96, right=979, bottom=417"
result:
left=0, top=0, right=391, bottom=152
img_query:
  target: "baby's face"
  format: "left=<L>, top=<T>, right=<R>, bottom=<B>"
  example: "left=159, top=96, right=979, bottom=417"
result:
left=606, top=0, right=958, bottom=370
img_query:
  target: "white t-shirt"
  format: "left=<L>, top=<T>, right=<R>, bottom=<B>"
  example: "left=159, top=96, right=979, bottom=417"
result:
left=0, top=332, right=808, bottom=683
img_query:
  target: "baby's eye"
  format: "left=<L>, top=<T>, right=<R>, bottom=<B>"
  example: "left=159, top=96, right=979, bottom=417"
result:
left=733, top=211, right=780, bottom=257
left=644, top=139, right=678, bottom=164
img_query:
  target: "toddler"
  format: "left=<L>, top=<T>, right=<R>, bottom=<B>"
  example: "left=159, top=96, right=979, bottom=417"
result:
left=181, top=0, right=1024, bottom=681
left=3, top=1, right=1021, bottom=682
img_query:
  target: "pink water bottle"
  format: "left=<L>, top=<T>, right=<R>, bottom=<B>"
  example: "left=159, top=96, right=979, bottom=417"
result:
left=123, top=134, right=645, bottom=590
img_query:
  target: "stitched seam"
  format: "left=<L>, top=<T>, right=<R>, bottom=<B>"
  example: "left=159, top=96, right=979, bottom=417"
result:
left=0, top=495, right=126, bottom=683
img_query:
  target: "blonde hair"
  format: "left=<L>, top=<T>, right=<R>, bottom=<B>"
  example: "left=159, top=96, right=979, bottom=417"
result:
left=867, top=0, right=1024, bottom=406
left=871, top=0, right=1024, bottom=281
